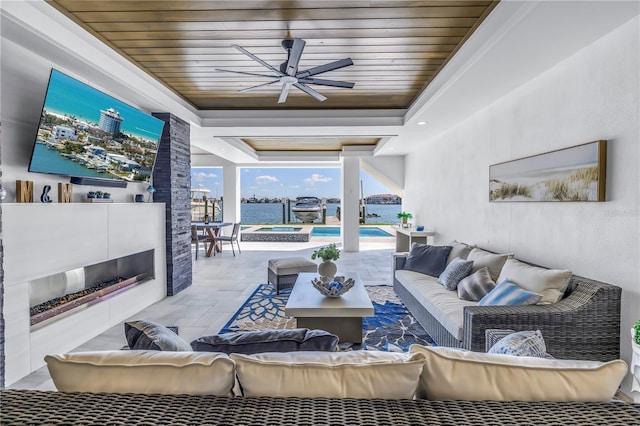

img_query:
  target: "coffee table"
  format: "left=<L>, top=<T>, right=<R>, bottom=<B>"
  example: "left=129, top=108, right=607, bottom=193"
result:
left=285, top=272, right=374, bottom=343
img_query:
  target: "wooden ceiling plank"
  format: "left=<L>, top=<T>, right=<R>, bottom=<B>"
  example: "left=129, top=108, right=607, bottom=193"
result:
left=50, top=1, right=493, bottom=13
left=128, top=51, right=453, bottom=62
left=113, top=36, right=466, bottom=49
left=97, top=27, right=472, bottom=41
left=74, top=6, right=490, bottom=23
left=122, top=44, right=460, bottom=55
left=89, top=17, right=481, bottom=32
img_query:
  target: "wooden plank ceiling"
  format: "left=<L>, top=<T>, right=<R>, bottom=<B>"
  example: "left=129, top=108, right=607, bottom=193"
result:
left=47, top=1, right=498, bottom=111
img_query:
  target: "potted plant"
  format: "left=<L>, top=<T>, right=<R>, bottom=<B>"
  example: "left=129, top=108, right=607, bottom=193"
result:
left=103, top=192, right=111, bottom=199
left=95, top=190, right=104, bottom=199
left=397, top=211, right=413, bottom=228
left=87, top=191, right=96, bottom=199
left=311, top=243, right=340, bottom=278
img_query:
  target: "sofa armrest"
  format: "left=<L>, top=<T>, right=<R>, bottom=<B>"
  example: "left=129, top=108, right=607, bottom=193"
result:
left=484, top=329, right=515, bottom=352
left=392, top=254, right=407, bottom=284
left=462, top=276, right=621, bottom=361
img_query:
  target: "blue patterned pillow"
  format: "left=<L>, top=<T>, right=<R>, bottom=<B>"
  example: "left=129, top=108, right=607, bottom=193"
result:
left=478, top=280, right=542, bottom=306
left=437, top=257, right=473, bottom=290
left=488, top=330, right=547, bottom=357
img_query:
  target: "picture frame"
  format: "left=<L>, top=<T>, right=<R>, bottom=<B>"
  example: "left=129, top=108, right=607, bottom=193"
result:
left=489, top=140, right=607, bottom=202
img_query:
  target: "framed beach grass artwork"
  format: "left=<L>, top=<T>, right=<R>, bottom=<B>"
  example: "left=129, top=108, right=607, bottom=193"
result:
left=489, top=140, right=607, bottom=202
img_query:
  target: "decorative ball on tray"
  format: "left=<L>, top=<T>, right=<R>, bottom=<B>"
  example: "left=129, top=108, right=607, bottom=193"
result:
left=311, top=275, right=355, bottom=298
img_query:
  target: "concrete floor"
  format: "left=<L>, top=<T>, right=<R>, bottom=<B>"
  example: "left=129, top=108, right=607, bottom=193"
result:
left=9, top=237, right=396, bottom=390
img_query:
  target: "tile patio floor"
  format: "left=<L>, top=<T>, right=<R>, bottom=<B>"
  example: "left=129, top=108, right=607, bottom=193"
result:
left=9, top=237, right=396, bottom=390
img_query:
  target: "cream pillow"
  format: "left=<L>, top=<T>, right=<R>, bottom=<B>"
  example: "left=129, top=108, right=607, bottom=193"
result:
left=409, top=345, right=627, bottom=402
left=230, top=350, right=425, bottom=399
left=45, top=350, right=236, bottom=395
left=467, top=248, right=510, bottom=281
left=497, top=258, right=571, bottom=304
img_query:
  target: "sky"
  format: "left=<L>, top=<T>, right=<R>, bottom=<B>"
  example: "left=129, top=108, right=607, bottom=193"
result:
left=190, top=167, right=395, bottom=199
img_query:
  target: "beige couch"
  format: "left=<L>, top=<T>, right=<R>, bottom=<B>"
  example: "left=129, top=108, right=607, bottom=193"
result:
left=44, top=346, right=628, bottom=403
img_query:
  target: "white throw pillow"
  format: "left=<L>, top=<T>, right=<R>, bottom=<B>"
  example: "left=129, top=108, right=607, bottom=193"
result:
left=230, top=350, right=425, bottom=399
left=467, top=248, right=510, bottom=281
left=45, top=350, right=236, bottom=395
left=497, top=258, right=571, bottom=304
left=409, top=345, right=627, bottom=402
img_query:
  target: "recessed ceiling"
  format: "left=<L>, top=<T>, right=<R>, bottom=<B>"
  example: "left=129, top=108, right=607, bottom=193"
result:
left=241, top=137, right=380, bottom=152
left=46, top=0, right=498, bottom=111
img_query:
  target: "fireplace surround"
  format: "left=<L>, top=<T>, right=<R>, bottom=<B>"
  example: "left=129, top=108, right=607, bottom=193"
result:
left=29, top=250, right=155, bottom=328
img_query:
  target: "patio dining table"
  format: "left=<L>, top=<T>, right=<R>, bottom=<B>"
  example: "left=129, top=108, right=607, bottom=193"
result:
left=192, top=222, right=232, bottom=257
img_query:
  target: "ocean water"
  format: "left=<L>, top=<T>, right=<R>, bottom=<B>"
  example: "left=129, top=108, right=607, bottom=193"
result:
left=240, top=203, right=401, bottom=225
left=43, top=70, right=164, bottom=142
left=29, top=142, right=116, bottom=179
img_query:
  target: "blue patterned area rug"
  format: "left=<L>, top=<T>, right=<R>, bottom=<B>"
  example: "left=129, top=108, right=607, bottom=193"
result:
left=220, top=284, right=434, bottom=352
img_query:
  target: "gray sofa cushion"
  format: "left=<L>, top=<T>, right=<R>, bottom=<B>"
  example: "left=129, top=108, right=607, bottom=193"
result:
left=124, top=320, right=192, bottom=351
left=403, top=243, right=453, bottom=277
left=190, top=328, right=339, bottom=354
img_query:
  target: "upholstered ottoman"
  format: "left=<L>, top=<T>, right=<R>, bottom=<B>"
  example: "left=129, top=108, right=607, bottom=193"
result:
left=268, top=257, right=318, bottom=294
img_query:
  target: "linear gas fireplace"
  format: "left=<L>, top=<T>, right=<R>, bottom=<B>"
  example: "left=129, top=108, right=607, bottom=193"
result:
left=29, top=250, right=155, bottom=328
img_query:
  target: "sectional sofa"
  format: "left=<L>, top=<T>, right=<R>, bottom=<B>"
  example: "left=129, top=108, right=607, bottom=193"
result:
left=393, top=242, right=622, bottom=361
left=2, top=347, right=638, bottom=425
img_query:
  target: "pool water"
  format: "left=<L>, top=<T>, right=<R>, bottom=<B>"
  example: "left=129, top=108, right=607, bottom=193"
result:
left=312, top=227, right=392, bottom=237
left=256, top=227, right=303, bottom=232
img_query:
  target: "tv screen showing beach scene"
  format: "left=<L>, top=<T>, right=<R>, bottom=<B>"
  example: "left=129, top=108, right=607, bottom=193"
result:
left=28, top=69, right=165, bottom=183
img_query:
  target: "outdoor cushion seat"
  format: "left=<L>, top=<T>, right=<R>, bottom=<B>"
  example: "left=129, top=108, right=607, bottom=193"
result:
left=268, top=257, right=318, bottom=294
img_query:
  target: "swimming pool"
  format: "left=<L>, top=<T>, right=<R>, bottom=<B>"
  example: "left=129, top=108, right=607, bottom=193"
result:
left=312, top=227, right=392, bottom=237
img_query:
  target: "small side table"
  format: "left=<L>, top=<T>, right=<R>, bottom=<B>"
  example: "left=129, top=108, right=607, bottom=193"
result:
left=395, top=227, right=435, bottom=252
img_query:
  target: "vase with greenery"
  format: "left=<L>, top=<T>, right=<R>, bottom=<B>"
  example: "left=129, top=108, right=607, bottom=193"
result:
left=397, top=211, right=413, bottom=228
left=312, top=243, right=340, bottom=278
left=635, top=320, right=640, bottom=345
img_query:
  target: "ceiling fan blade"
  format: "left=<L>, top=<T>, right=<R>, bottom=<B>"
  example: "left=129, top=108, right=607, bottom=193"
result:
left=298, top=77, right=355, bottom=89
left=239, top=80, right=280, bottom=92
left=293, top=82, right=327, bottom=102
left=215, top=69, right=279, bottom=79
left=296, top=58, right=353, bottom=78
left=278, top=82, right=292, bottom=104
left=284, top=38, right=306, bottom=76
left=232, top=44, right=282, bottom=75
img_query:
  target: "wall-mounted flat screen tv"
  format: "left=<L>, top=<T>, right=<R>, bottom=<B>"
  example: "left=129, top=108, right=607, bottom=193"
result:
left=28, top=69, right=165, bottom=185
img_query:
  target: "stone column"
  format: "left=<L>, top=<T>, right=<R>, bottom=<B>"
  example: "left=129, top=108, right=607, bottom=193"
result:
left=152, top=113, right=191, bottom=296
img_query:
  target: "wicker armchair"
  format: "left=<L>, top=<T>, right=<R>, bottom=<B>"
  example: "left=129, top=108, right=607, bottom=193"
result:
left=393, top=255, right=621, bottom=362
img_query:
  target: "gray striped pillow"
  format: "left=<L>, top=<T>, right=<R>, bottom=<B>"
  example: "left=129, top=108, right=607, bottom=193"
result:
left=457, top=267, right=496, bottom=301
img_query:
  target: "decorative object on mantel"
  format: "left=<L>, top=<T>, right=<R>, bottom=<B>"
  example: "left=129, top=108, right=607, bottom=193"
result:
left=489, top=140, right=607, bottom=202
left=16, top=180, right=33, bottom=203
left=57, top=183, right=72, bottom=203
left=311, top=275, right=355, bottom=298
left=311, top=243, right=340, bottom=278
left=85, top=190, right=113, bottom=203
left=40, top=185, right=53, bottom=203
left=397, top=211, right=413, bottom=228
left=416, top=225, right=425, bottom=231
left=146, top=184, right=156, bottom=202
left=135, top=194, right=144, bottom=203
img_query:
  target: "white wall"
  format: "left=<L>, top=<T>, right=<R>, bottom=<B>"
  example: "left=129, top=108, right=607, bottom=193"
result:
left=404, top=17, right=640, bottom=396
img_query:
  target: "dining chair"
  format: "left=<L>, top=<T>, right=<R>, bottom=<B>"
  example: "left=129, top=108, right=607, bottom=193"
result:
left=216, top=222, right=241, bottom=256
left=191, top=225, right=209, bottom=259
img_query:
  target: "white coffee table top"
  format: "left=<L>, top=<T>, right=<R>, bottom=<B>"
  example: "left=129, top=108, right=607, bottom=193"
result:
left=285, top=272, right=374, bottom=318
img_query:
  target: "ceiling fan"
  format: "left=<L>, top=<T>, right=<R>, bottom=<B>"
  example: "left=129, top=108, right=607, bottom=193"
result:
left=215, top=38, right=355, bottom=104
